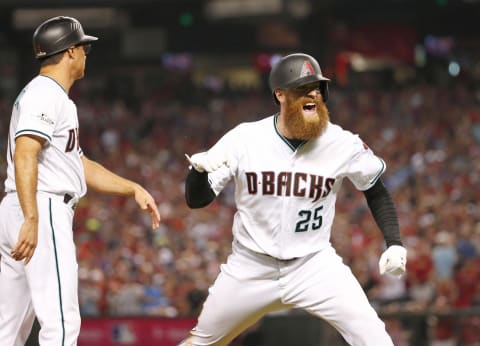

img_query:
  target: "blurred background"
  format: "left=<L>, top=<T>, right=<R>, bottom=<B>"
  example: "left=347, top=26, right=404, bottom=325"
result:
left=1, top=0, right=480, bottom=345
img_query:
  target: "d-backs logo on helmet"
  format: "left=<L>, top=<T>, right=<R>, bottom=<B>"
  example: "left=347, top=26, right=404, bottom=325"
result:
left=300, top=60, right=315, bottom=78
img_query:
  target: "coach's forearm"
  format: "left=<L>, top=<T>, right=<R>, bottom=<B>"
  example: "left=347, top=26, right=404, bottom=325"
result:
left=82, top=155, right=138, bottom=196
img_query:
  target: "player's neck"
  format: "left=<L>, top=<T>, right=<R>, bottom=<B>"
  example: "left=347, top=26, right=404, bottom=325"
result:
left=276, top=113, right=295, bottom=139
left=39, top=66, right=74, bottom=94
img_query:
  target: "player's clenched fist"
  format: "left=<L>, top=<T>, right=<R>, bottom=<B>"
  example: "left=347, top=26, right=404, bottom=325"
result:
left=185, top=151, right=229, bottom=173
left=378, top=245, right=407, bottom=277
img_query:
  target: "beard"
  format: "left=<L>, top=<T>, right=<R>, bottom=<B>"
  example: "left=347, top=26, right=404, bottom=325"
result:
left=283, top=95, right=330, bottom=140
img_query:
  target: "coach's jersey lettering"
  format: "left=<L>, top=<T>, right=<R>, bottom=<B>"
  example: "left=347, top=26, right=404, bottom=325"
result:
left=295, top=205, right=323, bottom=232
left=246, top=171, right=336, bottom=202
left=246, top=172, right=258, bottom=194
left=65, top=128, right=79, bottom=152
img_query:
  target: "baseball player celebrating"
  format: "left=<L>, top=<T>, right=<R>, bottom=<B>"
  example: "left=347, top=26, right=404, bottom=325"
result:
left=0, top=16, right=160, bottom=345
left=181, top=53, right=407, bottom=346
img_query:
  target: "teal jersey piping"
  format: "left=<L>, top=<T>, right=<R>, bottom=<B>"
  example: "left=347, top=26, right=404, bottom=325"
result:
left=273, top=114, right=307, bottom=152
left=15, top=129, right=51, bottom=142
left=39, top=75, right=68, bottom=94
left=49, top=198, right=66, bottom=345
left=370, top=158, right=386, bottom=186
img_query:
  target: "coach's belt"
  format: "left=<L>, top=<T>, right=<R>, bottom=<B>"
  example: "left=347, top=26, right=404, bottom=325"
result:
left=63, top=193, right=78, bottom=210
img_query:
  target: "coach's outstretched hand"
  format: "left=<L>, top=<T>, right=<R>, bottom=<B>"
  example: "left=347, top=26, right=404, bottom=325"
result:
left=185, top=151, right=229, bottom=173
left=133, top=184, right=161, bottom=230
left=378, top=245, right=407, bottom=277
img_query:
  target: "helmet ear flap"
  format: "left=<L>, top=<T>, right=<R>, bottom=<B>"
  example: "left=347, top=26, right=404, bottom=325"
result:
left=320, top=81, right=329, bottom=102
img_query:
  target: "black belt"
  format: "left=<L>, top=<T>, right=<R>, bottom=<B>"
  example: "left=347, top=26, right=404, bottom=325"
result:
left=63, top=193, right=77, bottom=210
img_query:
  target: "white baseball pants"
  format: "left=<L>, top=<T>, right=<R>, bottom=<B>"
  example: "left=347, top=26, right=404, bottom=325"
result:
left=179, top=240, right=393, bottom=346
left=0, top=192, right=80, bottom=345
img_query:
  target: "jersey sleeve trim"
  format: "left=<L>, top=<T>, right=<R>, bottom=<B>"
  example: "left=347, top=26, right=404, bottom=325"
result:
left=369, top=158, right=386, bottom=186
left=15, top=129, right=52, bottom=142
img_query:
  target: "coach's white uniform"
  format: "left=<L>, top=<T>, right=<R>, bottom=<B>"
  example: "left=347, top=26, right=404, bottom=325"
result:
left=0, top=75, right=85, bottom=345
left=184, top=115, right=393, bottom=346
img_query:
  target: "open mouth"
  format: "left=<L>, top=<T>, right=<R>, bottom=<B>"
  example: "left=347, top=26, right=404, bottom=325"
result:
left=302, top=103, right=317, bottom=113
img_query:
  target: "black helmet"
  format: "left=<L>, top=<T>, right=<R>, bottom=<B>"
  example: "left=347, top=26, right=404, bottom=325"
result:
left=269, top=53, right=330, bottom=103
left=32, top=16, right=98, bottom=60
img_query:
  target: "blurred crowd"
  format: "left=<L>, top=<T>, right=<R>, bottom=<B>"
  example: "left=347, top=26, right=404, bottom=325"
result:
left=1, top=67, right=480, bottom=345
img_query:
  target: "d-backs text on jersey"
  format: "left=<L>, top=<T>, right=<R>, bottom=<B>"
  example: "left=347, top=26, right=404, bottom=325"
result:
left=65, top=128, right=79, bottom=152
left=245, top=171, right=335, bottom=202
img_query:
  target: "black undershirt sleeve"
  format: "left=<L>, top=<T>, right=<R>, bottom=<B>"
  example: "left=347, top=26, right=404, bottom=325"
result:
left=185, top=168, right=216, bottom=209
left=363, top=179, right=403, bottom=247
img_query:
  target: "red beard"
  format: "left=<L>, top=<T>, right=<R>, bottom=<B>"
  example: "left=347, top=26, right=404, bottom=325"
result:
left=283, top=95, right=330, bottom=140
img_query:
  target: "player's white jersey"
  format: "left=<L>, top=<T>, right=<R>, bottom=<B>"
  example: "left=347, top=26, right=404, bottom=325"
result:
left=208, top=114, right=385, bottom=259
left=3, top=75, right=86, bottom=198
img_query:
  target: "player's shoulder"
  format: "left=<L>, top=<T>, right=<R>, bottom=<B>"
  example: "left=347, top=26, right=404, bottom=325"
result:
left=324, top=122, right=360, bottom=142
left=33, top=75, right=67, bottom=95
left=231, top=114, right=274, bottom=134
left=21, top=76, right=66, bottom=104
left=322, top=122, right=373, bottom=158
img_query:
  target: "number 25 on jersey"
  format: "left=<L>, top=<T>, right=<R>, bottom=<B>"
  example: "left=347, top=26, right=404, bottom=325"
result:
left=295, top=205, right=323, bottom=232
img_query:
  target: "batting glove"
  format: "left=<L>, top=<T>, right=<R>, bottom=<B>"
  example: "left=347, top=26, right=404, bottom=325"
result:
left=378, top=245, right=407, bottom=277
left=185, top=151, right=228, bottom=173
